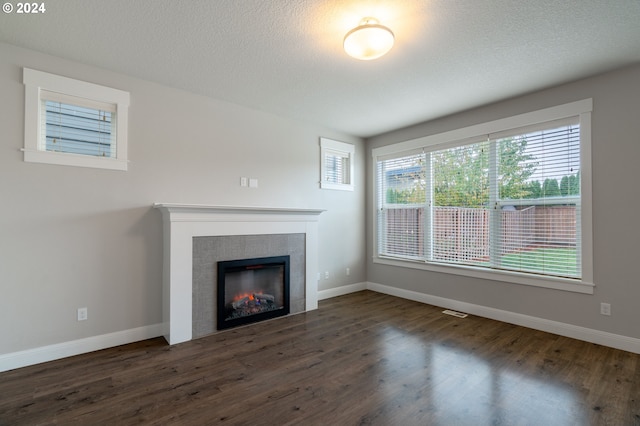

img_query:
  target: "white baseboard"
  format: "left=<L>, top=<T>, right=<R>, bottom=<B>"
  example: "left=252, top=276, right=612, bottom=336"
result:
left=366, top=282, right=640, bottom=354
left=0, top=323, right=164, bottom=373
left=5, top=281, right=639, bottom=373
left=318, top=282, right=367, bottom=300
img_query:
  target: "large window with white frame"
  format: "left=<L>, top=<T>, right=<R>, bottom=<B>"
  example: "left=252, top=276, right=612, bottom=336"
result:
left=373, top=100, right=593, bottom=293
left=22, top=68, right=130, bottom=171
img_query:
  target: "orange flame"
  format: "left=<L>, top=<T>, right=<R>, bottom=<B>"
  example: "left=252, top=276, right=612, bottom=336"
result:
left=232, top=291, right=263, bottom=303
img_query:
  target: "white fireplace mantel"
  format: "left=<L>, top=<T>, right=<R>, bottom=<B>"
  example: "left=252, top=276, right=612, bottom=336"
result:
left=154, top=203, right=324, bottom=345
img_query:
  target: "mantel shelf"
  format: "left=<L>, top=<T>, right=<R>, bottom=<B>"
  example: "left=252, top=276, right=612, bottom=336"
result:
left=153, top=203, right=325, bottom=219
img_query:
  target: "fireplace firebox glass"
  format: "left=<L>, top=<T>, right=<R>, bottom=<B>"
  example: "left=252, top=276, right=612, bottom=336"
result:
left=217, top=255, right=290, bottom=330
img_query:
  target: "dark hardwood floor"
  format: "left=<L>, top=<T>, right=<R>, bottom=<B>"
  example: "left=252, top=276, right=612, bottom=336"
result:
left=1, top=291, right=639, bottom=425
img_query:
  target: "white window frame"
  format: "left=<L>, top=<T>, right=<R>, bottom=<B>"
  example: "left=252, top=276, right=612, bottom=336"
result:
left=372, top=99, right=593, bottom=294
left=22, top=68, right=130, bottom=171
left=320, top=138, right=354, bottom=191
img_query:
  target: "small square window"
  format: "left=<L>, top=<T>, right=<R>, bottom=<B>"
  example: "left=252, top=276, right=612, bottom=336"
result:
left=23, top=68, right=130, bottom=171
left=320, top=138, right=354, bottom=191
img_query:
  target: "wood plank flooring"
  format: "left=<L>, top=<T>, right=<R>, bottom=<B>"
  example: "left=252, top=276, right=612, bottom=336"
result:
left=1, top=291, right=639, bottom=425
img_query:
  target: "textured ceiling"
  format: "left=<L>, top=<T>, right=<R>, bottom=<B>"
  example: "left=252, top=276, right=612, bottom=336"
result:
left=1, top=0, right=639, bottom=137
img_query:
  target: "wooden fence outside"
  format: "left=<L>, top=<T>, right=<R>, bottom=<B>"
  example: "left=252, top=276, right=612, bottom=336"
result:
left=384, top=205, right=576, bottom=262
left=433, top=207, right=488, bottom=262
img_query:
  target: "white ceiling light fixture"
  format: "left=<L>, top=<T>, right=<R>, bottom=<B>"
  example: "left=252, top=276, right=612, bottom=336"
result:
left=343, top=17, right=395, bottom=60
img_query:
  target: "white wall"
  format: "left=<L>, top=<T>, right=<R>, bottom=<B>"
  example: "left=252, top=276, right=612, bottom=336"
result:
left=0, top=42, right=366, bottom=358
left=366, top=64, right=640, bottom=342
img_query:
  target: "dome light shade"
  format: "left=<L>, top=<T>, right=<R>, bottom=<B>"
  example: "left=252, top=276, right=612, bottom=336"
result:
left=343, top=18, right=394, bottom=60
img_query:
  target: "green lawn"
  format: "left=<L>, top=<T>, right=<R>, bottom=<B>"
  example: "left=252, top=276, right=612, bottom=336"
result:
left=499, top=247, right=577, bottom=277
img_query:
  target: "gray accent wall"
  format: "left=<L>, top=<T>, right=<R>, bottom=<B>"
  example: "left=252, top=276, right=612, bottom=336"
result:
left=192, top=234, right=305, bottom=338
left=0, top=42, right=366, bottom=357
left=366, top=63, right=640, bottom=341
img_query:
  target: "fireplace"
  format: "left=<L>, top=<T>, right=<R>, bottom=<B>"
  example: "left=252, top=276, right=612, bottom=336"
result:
left=217, top=255, right=290, bottom=330
left=154, top=203, right=323, bottom=345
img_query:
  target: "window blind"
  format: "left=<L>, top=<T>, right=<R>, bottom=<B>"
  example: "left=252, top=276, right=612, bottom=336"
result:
left=431, top=141, right=490, bottom=267
left=320, top=138, right=354, bottom=191
left=324, top=150, right=350, bottom=185
left=40, top=90, right=116, bottom=158
left=376, top=152, right=426, bottom=260
left=495, top=121, right=580, bottom=278
left=376, top=118, right=581, bottom=280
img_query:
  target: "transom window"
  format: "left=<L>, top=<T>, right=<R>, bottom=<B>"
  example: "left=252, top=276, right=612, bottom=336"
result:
left=23, top=68, right=130, bottom=171
left=320, top=138, right=354, bottom=191
left=373, top=100, right=593, bottom=293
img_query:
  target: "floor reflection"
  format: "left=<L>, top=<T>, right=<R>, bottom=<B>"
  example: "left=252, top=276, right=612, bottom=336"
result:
left=378, top=325, right=587, bottom=425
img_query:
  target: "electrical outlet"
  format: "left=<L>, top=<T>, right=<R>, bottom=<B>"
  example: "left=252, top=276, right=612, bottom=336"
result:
left=324, top=271, right=329, bottom=279
left=240, top=177, right=248, bottom=187
left=600, top=303, right=611, bottom=316
left=346, top=267, right=350, bottom=276
left=77, top=307, right=88, bottom=321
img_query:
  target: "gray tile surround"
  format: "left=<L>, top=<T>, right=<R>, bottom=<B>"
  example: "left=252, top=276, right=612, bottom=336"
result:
left=192, top=234, right=305, bottom=338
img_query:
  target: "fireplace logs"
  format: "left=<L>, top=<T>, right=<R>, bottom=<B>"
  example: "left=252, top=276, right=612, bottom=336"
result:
left=227, top=292, right=280, bottom=319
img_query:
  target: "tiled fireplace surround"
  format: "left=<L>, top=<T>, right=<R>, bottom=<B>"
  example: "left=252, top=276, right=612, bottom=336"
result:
left=193, top=234, right=305, bottom=337
left=154, top=204, right=323, bottom=345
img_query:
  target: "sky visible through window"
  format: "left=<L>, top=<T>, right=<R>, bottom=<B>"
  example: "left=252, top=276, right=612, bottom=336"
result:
left=515, top=125, right=580, bottom=185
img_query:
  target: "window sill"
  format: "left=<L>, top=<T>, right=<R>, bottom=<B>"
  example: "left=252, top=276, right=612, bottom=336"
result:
left=373, top=256, right=594, bottom=294
left=22, top=149, right=128, bottom=171
left=320, top=182, right=354, bottom=191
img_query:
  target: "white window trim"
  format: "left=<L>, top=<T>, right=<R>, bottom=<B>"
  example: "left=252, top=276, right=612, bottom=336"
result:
left=22, top=68, right=130, bottom=171
left=372, top=99, right=594, bottom=294
left=320, top=138, right=354, bottom=191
